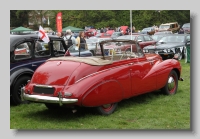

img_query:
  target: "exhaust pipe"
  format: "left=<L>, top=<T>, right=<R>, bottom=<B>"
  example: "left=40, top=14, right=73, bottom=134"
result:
left=179, top=77, right=184, bottom=81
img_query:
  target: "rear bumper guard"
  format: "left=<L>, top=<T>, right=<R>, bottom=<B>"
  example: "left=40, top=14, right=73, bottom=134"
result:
left=21, top=87, right=78, bottom=106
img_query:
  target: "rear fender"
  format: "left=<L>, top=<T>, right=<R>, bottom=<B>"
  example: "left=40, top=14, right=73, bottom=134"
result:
left=63, top=69, right=125, bottom=107
left=81, top=79, right=123, bottom=107
left=10, top=68, right=34, bottom=88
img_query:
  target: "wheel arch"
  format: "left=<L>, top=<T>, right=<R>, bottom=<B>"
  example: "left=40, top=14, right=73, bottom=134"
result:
left=172, top=68, right=180, bottom=79
left=10, top=68, right=34, bottom=91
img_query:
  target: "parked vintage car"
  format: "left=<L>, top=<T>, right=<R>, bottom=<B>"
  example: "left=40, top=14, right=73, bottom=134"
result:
left=116, top=34, right=156, bottom=49
left=22, top=39, right=183, bottom=115
left=95, top=33, right=111, bottom=38
left=182, top=23, right=190, bottom=34
left=151, top=34, right=171, bottom=42
left=120, top=26, right=128, bottom=35
left=158, top=22, right=180, bottom=33
left=10, top=34, right=92, bottom=105
left=154, top=31, right=173, bottom=35
left=86, top=38, right=112, bottom=55
left=84, top=29, right=97, bottom=38
left=141, top=27, right=155, bottom=35
left=111, top=32, right=123, bottom=39
left=106, top=30, right=115, bottom=36
left=95, top=34, right=156, bottom=55
left=66, top=44, right=93, bottom=57
left=143, top=34, right=190, bottom=60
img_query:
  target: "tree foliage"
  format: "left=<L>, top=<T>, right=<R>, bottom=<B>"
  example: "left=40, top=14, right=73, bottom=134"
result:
left=10, top=10, right=190, bottom=31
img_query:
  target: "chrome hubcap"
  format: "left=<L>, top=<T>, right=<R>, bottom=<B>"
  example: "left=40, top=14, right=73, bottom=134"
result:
left=168, top=76, right=175, bottom=91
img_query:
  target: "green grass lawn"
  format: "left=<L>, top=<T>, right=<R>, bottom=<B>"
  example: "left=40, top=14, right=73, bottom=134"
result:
left=10, top=60, right=190, bottom=130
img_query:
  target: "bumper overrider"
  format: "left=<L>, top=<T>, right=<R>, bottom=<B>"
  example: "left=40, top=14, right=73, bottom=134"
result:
left=21, top=87, right=78, bottom=106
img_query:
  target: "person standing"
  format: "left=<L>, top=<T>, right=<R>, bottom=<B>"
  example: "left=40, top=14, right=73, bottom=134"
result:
left=57, top=32, right=62, bottom=37
left=65, top=29, right=77, bottom=48
left=178, top=28, right=184, bottom=34
left=76, top=31, right=88, bottom=50
left=132, top=26, right=135, bottom=33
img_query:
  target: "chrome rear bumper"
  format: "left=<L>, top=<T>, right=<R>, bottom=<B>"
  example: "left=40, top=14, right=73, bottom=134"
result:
left=21, top=87, right=78, bottom=105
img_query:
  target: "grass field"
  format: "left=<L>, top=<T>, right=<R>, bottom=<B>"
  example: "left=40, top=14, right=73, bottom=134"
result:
left=10, top=60, right=190, bottom=129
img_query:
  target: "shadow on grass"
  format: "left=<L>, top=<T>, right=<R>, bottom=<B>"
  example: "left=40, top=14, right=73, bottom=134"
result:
left=19, top=90, right=165, bottom=122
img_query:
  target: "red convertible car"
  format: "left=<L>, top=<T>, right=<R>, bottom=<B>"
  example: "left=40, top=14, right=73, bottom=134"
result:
left=22, top=39, right=183, bottom=115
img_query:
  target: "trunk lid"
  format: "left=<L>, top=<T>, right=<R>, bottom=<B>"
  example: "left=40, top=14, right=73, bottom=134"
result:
left=31, top=60, right=81, bottom=85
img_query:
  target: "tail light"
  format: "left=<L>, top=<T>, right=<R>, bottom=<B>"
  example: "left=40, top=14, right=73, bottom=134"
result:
left=64, top=50, right=71, bottom=56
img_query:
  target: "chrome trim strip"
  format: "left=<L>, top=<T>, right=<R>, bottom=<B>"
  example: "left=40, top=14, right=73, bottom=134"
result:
left=75, top=69, right=109, bottom=83
left=34, top=84, right=54, bottom=88
left=21, top=88, right=78, bottom=104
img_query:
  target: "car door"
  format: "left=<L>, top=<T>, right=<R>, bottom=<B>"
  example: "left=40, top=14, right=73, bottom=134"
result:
left=130, top=58, right=156, bottom=95
left=137, top=35, right=146, bottom=49
left=128, top=45, right=157, bottom=95
left=31, top=40, right=52, bottom=71
left=10, top=41, right=34, bottom=73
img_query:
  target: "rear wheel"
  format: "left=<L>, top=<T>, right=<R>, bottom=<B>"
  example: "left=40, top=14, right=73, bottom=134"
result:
left=96, top=103, right=118, bottom=115
left=161, top=70, right=178, bottom=95
left=11, top=76, right=31, bottom=105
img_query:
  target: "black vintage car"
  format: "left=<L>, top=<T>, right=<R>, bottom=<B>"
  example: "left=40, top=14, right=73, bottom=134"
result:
left=143, top=34, right=190, bottom=60
left=10, top=34, right=92, bottom=105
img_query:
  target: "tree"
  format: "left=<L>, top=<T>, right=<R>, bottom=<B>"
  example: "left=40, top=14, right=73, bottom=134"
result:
left=10, top=10, right=29, bottom=27
left=11, top=10, right=190, bottom=31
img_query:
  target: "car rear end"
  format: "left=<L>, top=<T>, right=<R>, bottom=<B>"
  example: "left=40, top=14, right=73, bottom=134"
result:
left=21, top=58, right=101, bottom=106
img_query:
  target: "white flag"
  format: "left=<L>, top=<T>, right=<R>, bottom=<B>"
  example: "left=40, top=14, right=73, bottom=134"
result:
left=48, top=17, right=50, bottom=25
left=38, top=26, right=49, bottom=43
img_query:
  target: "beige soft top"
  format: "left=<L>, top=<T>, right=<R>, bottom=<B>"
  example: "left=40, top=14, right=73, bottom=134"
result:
left=47, top=56, right=113, bottom=66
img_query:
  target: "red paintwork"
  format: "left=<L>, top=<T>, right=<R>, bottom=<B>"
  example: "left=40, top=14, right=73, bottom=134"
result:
left=134, top=35, right=156, bottom=49
left=24, top=51, right=182, bottom=107
left=95, top=33, right=111, bottom=38
left=106, top=30, right=115, bottom=35
left=85, top=29, right=97, bottom=38
left=120, top=26, right=128, bottom=35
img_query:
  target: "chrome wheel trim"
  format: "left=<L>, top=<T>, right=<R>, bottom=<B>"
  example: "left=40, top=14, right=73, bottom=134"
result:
left=168, top=76, right=176, bottom=92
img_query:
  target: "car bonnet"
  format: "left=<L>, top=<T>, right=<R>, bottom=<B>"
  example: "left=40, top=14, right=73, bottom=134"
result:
left=144, top=42, right=185, bottom=50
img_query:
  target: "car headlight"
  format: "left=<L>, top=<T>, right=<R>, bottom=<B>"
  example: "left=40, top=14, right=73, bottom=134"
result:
left=163, top=49, right=167, bottom=53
